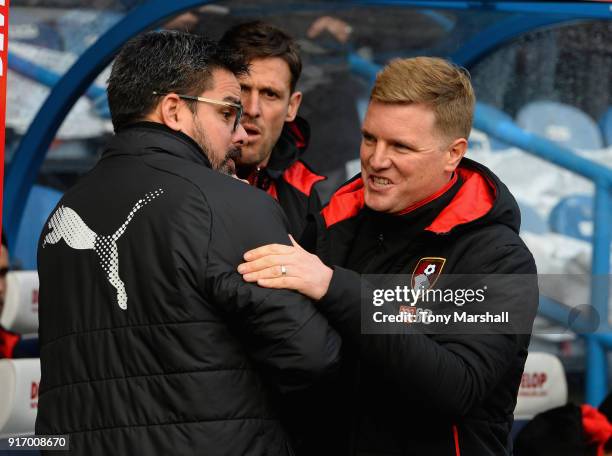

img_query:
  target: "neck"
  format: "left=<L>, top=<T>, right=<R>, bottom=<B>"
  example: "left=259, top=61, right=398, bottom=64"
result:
left=236, top=151, right=273, bottom=178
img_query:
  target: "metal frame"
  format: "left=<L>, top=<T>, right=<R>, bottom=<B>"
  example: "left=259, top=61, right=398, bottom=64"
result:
left=5, top=0, right=612, bottom=404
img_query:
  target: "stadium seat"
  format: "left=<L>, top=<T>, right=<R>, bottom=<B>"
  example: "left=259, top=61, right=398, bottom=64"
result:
left=517, top=200, right=548, bottom=234
left=517, top=101, right=604, bottom=150
left=12, top=336, right=40, bottom=360
left=0, top=359, right=40, bottom=439
left=599, top=106, right=612, bottom=147
left=0, top=272, right=39, bottom=335
left=13, top=185, right=62, bottom=271
left=513, top=352, right=568, bottom=436
left=548, top=194, right=596, bottom=242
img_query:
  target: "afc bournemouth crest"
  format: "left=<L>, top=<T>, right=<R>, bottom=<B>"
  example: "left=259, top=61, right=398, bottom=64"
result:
left=411, top=257, right=446, bottom=291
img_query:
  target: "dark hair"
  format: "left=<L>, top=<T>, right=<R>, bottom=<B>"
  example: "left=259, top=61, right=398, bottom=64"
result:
left=107, top=30, right=248, bottom=131
left=219, top=21, right=302, bottom=92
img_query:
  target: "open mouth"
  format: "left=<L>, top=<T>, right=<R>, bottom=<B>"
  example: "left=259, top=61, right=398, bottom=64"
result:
left=368, top=175, right=393, bottom=188
left=242, top=124, right=261, bottom=139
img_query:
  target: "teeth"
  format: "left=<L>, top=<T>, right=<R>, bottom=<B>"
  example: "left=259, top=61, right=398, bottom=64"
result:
left=372, top=176, right=391, bottom=185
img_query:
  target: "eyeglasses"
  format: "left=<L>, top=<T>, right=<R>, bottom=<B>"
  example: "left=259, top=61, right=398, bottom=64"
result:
left=153, top=91, right=243, bottom=132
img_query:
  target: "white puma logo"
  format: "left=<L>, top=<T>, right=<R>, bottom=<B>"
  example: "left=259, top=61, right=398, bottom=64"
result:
left=43, top=189, right=164, bottom=310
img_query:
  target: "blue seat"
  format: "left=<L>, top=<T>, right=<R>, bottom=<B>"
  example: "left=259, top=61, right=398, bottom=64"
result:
left=517, top=101, right=603, bottom=150
left=12, top=337, right=39, bottom=359
left=13, top=185, right=63, bottom=270
left=517, top=200, right=547, bottom=234
left=599, top=106, right=612, bottom=147
left=549, top=194, right=595, bottom=242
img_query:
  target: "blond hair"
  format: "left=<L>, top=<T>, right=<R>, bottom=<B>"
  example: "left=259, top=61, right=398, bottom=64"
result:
left=371, top=57, right=475, bottom=140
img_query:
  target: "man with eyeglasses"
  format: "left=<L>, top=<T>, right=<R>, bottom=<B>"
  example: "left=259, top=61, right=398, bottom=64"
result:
left=36, top=31, right=340, bottom=456
left=220, top=22, right=326, bottom=239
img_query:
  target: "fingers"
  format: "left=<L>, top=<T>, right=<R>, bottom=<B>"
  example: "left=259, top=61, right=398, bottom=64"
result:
left=242, top=265, right=287, bottom=282
left=238, top=253, right=288, bottom=274
left=231, top=174, right=249, bottom=184
left=243, top=243, right=294, bottom=261
left=288, top=234, right=304, bottom=251
left=256, top=277, right=301, bottom=291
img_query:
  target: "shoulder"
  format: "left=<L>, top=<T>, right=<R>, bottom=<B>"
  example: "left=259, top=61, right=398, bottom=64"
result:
left=141, top=159, right=287, bottom=235
left=456, top=223, right=536, bottom=275
left=321, top=174, right=365, bottom=228
left=281, top=160, right=326, bottom=197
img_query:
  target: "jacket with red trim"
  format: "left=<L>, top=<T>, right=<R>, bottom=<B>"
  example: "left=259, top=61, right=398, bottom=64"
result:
left=239, top=117, right=326, bottom=238
left=291, top=158, right=538, bottom=456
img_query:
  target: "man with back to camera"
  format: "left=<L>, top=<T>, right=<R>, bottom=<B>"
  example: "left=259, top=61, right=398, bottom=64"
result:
left=219, top=21, right=326, bottom=238
left=35, top=31, right=341, bottom=456
left=238, top=57, right=539, bottom=455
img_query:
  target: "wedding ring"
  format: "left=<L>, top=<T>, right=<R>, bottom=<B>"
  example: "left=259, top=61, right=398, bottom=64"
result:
left=281, top=265, right=287, bottom=276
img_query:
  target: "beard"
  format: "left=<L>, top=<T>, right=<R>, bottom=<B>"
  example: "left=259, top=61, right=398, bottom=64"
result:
left=218, top=146, right=241, bottom=175
left=192, top=116, right=242, bottom=176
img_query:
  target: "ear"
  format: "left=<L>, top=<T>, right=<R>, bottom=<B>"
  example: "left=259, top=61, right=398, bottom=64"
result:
left=157, top=94, right=186, bottom=132
left=444, top=138, right=468, bottom=173
left=285, top=91, right=303, bottom=122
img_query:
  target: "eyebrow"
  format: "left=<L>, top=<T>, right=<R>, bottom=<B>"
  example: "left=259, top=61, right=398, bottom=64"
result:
left=240, top=82, right=283, bottom=94
left=361, top=128, right=421, bottom=150
left=261, top=85, right=282, bottom=93
left=223, top=96, right=242, bottom=105
left=361, top=128, right=374, bottom=138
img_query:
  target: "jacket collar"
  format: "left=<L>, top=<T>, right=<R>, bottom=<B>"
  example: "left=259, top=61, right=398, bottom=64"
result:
left=102, top=121, right=212, bottom=168
left=322, top=157, right=509, bottom=234
left=359, top=175, right=463, bottom=239
left=266, top=116, right=310, bottom=177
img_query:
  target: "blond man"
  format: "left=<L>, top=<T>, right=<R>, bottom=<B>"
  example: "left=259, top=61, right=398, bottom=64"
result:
left=239, top=57, right=538, bottom=455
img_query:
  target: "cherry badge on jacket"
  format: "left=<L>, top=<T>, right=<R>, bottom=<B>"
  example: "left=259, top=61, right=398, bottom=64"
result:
left=411, top=257, right=446, bottom=291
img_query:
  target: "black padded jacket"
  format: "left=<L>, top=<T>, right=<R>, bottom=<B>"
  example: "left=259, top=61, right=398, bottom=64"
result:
left=290, top=158, right=538, bottom=456
left=35, top=122, right=341, bottom=456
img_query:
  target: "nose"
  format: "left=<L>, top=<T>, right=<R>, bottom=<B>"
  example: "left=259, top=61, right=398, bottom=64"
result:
left=369, top=141, right=392, bottom=170
left=242, top=90, right=260, bottom=119
left=232, top=123, right=248, bottom=146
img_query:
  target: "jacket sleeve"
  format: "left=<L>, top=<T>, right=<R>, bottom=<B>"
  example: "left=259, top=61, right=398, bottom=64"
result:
left=317, top=243, right=538, bottom=416
left=199, top=188, right=342, bottom=394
